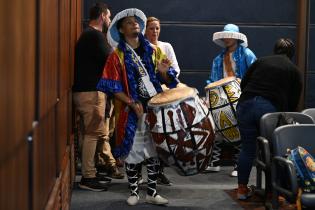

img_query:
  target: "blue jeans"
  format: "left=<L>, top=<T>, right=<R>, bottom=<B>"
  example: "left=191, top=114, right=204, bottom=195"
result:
left=236, top=96, right=276, bottom=185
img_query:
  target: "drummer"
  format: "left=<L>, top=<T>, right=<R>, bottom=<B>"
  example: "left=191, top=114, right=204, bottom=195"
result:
left=142, top=16, right=182, bottom=186
left=97, top=8, right=178, bottom=206
left=205, top=24, right=256, bottom=176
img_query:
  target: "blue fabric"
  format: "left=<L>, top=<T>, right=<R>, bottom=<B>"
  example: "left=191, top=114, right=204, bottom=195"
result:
left=156, top=67, right=178, bottom=88
left=166, top=67, right=178, bottom=88
left=118, top=34, right=164, bottom=101
left=289, top=147, right=315, bottom=192
left=96, top=78, right=123, bottom=95
left=112, top=111, right=138, bottom=158
left=206, top=45, right=256, bottom=84
left=236, top=96, right=277, bottom=185
left=223, top=24, right=240, bottom=32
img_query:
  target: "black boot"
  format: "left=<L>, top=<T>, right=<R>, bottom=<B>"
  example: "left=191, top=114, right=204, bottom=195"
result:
left=125, top=162, right=141, bottom=205
left=145, top=157, right=168, bottom=205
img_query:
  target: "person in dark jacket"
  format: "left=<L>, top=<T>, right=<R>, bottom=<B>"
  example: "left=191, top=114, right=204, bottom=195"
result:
left=235, top=38, right=302, bottom=200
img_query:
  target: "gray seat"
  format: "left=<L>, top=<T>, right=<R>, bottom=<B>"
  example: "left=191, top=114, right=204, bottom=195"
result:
left=302, top=108, right=315, bottom=123
left=271, top=124, right=315, bottom=209
left=255, top=112, right=314, bottom=198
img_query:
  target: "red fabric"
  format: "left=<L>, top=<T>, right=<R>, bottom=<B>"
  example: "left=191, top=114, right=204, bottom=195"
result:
left=102, top=50, right=131, bottom=147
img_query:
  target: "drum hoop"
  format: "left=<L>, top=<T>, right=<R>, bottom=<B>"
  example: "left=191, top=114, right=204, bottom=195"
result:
left=204, top=76, right=237, bottom=90
left=148, top=90, right=198, bottom=108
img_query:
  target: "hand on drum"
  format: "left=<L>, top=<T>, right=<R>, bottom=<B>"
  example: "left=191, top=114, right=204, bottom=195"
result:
left=129, top=101, right=144, bottom=118
left=157, top=58, right=171, bottom=73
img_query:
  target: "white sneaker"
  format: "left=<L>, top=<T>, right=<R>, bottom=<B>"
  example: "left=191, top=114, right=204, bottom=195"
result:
left=204, top=165, right=221, bottom=172
left=230, top=169, right=238, bottom=177
left=126, top=195, right=139, bottom=206
left=145, top=194, right=168, bottom=205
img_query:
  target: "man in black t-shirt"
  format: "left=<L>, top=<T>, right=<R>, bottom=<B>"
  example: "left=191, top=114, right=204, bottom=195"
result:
left=235, top=38, right=302, bottom=200
left=73, top=2, right=123, bottom=192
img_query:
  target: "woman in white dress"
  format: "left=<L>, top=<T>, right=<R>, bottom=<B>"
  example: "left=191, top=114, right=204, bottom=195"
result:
left=145, top=16, right=181, bottom=76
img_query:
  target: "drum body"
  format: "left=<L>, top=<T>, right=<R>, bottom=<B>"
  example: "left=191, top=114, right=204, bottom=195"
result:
left=205, top=77, right=241, bottom=142
left=147, top=86, right=215, bottom=176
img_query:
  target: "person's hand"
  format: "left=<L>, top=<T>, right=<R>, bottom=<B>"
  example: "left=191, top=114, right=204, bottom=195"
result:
left=129, top=101, right=144, bottom=118
left=157, top=58, right=171, bottom=73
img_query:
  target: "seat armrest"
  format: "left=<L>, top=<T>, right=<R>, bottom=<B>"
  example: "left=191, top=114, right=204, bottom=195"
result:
left=256, top=136, right=270, bottom=170
left=272, top=156, right=298, bottom=203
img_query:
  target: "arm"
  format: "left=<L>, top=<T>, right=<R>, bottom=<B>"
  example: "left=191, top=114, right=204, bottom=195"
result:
left=165, top=43, right=181, bottom=76
left=240, top=59, right=258, bottom=90
left=207, top=56, right=220, bottom=84
left=244, top=48, right=257, bottom=68
left=155, top=47, right=178, bottom=88
left=95, top=32, right=112, bottom=66
left=288, top=67, right=303, bottom=111
left=114, top=92, right=143, bottom=118
left=97, top=52, right=124, bottom=95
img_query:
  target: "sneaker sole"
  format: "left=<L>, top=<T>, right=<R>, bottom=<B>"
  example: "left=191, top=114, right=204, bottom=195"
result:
left=110, top=175, right=125, bottom=179
left=78, top=184, right=107, bottom=192
left=145, top=200, right=169, bottom=205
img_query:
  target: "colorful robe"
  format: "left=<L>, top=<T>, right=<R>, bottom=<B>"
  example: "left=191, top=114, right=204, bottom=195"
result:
left=97, top=35, right=177, bottom=158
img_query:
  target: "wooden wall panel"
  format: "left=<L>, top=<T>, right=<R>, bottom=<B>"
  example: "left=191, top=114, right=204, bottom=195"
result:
left=70, top=140, right=76, bottom=186
left=44, top=177, right=61, bottom=210
left=1, top=0, right=81, bottom=209
left=56, top=94, right=69, bottom=173
left=0, top=0, right=35, bottom=209
left=70, top=0, right=83, bottom=87
left=59, top=0, right=71, bottom=97
left=61, top=148, right=71, bottom=210
left=39, top=0, right=59, bottom=119
left=32, top=111, right=57, bottom=210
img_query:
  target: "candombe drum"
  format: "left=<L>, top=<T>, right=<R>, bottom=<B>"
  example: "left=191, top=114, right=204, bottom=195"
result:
left=205, top=76, right=241, bottom=142
left=147, top=85, right=215, bottom=175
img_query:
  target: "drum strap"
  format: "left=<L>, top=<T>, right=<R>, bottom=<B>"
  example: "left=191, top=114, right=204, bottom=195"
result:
left=126, top=43, right=158, bottom=97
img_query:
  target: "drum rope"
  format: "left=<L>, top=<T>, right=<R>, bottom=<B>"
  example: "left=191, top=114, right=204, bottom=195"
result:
left=209, top=137, right=221, bottom=167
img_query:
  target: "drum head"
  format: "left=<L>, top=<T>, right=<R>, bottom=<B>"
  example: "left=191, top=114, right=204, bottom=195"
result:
left=148, top=86, right=196, bottom=106
left=205, top=76, right=236, bottom=90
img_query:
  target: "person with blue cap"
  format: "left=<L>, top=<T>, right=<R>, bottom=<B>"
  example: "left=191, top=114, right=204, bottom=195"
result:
left=97, top=8, right=178, bottom=206
left=205, top=24, right=256, bottom=177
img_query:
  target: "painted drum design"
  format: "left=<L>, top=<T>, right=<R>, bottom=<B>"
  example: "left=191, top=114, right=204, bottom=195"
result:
left=147, top=86, right=215, bottom=175
left=205, top=76, right=241, bottom=142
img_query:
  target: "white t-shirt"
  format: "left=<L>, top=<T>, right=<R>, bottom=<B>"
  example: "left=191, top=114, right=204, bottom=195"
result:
left=157, top=41, right=181, bottom=76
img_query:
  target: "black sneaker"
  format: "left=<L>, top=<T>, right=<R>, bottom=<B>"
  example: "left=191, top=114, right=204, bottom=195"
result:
left=96, top=165, right=109, bottom=175
left=157, top=173, right=172, bottom=186
left=78, top=177, right=108, bottom=192
left=96, top=173, right=112, bottom=184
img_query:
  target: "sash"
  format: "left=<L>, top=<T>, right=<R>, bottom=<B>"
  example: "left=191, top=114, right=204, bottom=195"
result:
left=126, top=43, right=158, bottom=97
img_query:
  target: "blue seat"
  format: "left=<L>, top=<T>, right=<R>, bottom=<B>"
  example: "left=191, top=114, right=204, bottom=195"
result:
left=271, top=124, right=315, bottom=209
